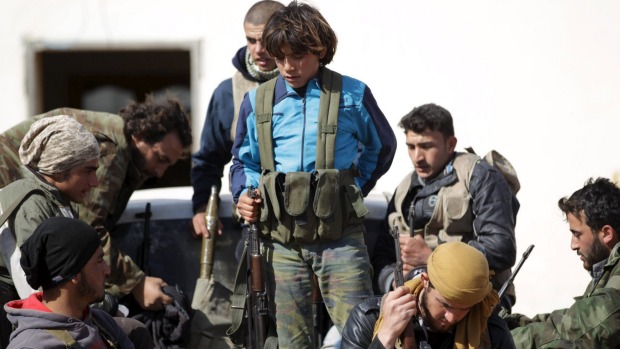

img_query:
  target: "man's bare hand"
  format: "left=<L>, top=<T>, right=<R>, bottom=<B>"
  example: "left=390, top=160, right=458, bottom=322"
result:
left=400, top=234, right=432, bottom=274
left=191, top=207, right=208, bottom=237
left=191, top=208, right=223, bottom=238
left=377, top=286, right=418, bottom=349
left=131, top=276, right=173, bottom=311
left=237, top=189, right=262, bottom=223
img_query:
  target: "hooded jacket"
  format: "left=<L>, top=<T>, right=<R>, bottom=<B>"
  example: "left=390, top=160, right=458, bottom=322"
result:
left=5, top=292, right=133, bottom=349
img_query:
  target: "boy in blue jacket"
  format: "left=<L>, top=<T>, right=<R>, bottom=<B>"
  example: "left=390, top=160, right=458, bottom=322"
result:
left=230, top=2, right=397, bottom=348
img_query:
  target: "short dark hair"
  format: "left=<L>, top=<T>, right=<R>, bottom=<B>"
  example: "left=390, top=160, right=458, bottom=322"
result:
left=120, top=94, right=192, bottom=149
left=262, top=1, right=337, bottom=66
left=398, top=103, right=454, bottom=139
left=244, top=0, right=284, bottom=26
left=558, top=177, right=620, bottom=235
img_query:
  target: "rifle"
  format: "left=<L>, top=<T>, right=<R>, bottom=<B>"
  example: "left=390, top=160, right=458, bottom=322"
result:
left=246, top=186, right=269, bottom=349
left=199, top=185, right=219, bottom=280
left=498, top=244, right=535, bottom=299
left=391, top=225, right=417, bottom=349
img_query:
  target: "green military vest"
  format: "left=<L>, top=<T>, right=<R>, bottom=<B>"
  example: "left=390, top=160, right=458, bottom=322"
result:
left=388, top=152, right=514, bottom=295
left=253, top=67, right=368, bottom=244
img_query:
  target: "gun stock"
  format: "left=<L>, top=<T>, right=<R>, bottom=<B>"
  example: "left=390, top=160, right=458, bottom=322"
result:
left=247, top=186, right=268, bottom=349
left=199, top=185, right=219, bottom=280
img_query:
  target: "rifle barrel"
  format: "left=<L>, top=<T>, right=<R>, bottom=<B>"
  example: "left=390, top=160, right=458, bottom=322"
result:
left=498, top=244, right=535, bottom=299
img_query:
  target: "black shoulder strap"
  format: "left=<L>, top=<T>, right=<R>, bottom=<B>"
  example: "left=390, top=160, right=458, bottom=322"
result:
left=90, top=311, right=119, bottom=349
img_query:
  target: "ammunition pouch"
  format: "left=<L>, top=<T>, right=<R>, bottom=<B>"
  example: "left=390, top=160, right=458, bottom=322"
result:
left=259, top=167, right=368, bottom=244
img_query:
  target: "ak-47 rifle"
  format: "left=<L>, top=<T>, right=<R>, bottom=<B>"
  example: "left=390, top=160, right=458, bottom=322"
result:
left=392, top=225, right=417, bottom=349
left=498, top=244, right=535, bottom=300
left=199, top=185, right=219, bottom=280
left=247, top=186, right=269, bottom=349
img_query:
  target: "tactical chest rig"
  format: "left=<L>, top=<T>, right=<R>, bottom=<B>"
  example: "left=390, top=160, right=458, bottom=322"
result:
left=254, top=68, right=368, bottom=244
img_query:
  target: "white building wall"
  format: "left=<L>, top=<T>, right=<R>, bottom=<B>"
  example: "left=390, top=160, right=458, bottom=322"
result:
left=2, top=0, right=620, bottom=317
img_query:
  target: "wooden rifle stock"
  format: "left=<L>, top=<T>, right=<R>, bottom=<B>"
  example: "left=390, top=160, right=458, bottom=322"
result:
left=247, top=186, right=268, bottom=349
left=199, top=185, right=219, bottom=280
left=392, top=226, right=417, bottom=349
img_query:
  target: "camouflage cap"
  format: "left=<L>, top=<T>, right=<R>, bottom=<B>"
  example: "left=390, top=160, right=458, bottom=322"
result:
left=19, top=115, right=99, bottom=175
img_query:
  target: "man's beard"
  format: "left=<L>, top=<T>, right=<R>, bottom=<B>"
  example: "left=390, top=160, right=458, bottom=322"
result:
left=419, top=288, right=452, bottom=333
left=130, top=146, right=152, bottom=179
left=582, top=237, right=609, bottom=271
left=419, top=289, right=436, bottom=331
left=77, top=275, right=104, bottom=304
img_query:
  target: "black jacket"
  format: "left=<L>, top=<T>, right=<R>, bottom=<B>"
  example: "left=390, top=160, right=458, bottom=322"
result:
left=341, top=296, right=515, bottom=349
left=376, top=156, right=520, bottom=295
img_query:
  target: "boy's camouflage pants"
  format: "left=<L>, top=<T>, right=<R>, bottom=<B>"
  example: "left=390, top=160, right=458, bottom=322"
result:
left=262, top=231, right=373, bottom=349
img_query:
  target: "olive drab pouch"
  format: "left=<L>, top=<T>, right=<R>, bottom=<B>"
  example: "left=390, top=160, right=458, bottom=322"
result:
left=284, top=172, right=312, bottom=217
left=260, top=170, right=283, bottom=223
left=341, top=173, right=369, bottom=222
left=313, top=169, right=339, bottom=220
left=313, top=169, right=341, bottom=240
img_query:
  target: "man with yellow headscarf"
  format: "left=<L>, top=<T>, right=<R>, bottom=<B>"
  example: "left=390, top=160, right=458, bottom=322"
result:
left=341, top=241, right=515, bottom=349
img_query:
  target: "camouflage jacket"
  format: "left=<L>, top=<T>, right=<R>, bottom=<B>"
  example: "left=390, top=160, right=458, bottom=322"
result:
left=0, top=109, right=146, bottom=297
left=509, top=242, right=620, bottom=348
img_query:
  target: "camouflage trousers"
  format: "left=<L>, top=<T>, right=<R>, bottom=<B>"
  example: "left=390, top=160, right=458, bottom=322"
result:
left=262, top=231, right=373, bottom=349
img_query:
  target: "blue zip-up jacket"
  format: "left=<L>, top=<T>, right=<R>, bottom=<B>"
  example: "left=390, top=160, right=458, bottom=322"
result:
left=230, top=71, right=396, bottom=203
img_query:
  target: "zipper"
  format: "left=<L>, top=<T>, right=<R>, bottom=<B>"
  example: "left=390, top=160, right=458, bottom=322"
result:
left=300, top=96, right=306, bottom=170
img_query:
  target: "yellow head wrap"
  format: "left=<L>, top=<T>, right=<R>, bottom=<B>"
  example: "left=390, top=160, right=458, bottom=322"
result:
left=373, top=242, right=499, bottom=349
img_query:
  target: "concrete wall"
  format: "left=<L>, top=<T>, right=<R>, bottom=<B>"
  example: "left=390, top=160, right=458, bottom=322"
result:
left=2, top=0, right=620, bottom=317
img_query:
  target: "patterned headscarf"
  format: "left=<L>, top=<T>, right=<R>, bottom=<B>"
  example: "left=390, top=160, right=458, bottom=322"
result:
left=19, top=115, right=99, bottom=175
left=374, top=242, right=499, bottom=349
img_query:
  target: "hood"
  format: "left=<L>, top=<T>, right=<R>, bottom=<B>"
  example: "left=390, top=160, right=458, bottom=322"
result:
left=232, top=46, right=260, bottom=83
left=5, top=292, right=93, bottom=341
left=231, top=46, right=280, bottom=84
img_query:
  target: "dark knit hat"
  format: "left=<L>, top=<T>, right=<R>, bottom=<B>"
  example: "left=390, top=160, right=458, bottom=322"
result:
left=20, top=217, right=101, bottom=290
